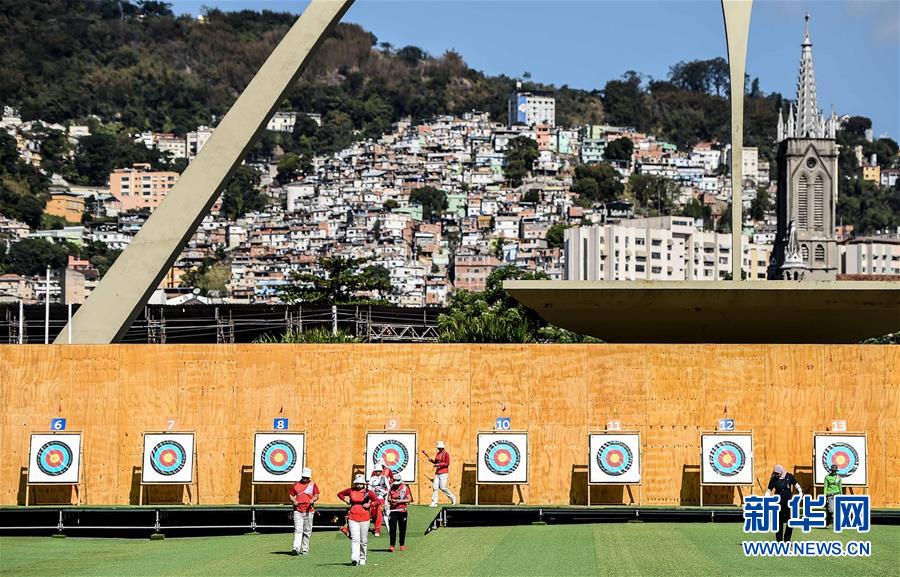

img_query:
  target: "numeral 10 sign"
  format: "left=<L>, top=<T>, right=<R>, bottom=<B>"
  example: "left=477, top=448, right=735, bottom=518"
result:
left=495, top=417, right=511, bottom=431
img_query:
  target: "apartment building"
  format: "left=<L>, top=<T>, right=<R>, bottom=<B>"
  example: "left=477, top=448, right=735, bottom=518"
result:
left=565, top=216, right=772, bottom=281
left=109, top=163, right=179, bottom=212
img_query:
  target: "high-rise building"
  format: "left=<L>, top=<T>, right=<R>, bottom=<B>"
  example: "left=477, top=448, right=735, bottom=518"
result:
left=770, top=14, right=839, bottom=281
left=508, top=83, right=555, bottom=128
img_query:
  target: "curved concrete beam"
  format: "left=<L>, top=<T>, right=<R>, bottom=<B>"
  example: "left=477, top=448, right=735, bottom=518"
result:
left=56, top=0, right=355, bottom=343
left=722, top=0, right=753, bottom=281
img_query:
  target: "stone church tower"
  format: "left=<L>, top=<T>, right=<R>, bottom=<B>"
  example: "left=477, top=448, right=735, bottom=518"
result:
left=769, top=14, right=839, bottom=281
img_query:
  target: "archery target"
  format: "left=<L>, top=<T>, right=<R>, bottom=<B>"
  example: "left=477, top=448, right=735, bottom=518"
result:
left=589, top=433, right=641, bottom=484
left=28, top=433, right=81, bottom=484
left=477, top=432, right=528, bottom=484
left=814, top=434, right=867, bottom=486
left=142, top=433, right=195, bottom=484
left=366, top=432, right=416, bottom=482
left=701, top=433, right=753, bottom=485
left=253, top=433, right=305, bottom=483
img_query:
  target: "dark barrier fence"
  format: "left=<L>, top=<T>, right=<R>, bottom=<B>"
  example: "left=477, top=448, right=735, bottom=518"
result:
left=0, top=304, right=444, bottom=344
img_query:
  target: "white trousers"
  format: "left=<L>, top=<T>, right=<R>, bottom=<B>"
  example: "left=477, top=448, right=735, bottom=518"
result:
left=431, top=473, right=456, bottom=505
left=292, top=511, right=313, bottom=553
left=348, top=519, right=369, bottom=564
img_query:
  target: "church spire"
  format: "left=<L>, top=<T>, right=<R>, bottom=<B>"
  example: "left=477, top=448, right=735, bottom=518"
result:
left=795, top=12, right=822, bottom=137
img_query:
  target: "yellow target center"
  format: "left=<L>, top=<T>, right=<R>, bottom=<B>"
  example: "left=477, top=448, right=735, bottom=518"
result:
left=722, top=454, right=733, bottom=465
left=385, top=453, right=397, bottom=463
left=609, top=453, right=621, bottom=464
left=496, top=453, right=509, bottom=464
left=162, top=453, right=175, bottom=464
left=272, top=453, right=285, bottom=464
left=49, top=453, right=61, bottom=464
left=835, top=455, right=846, bottom=466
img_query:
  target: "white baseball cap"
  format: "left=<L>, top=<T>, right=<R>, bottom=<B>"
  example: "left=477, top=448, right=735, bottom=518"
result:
left=436, top=441, right=445, bottom=449
left=353, top=474, right=366, bottom=484
left=373, top=464, right=383, bottom=472
left=301, top=467, right=312, bottom=478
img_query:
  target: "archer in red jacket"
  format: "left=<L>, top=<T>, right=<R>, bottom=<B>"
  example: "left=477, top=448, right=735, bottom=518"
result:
left=337, top=475, right=380, bottom=566
left=427, top=440, right=456, bottom=506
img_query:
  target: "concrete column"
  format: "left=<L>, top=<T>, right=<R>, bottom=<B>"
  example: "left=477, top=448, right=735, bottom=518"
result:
left=56, top=0, right=354, bottom=343
left=722, top=0, right=753, bottom=281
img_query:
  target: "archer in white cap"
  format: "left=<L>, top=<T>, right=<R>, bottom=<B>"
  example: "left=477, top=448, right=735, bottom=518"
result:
left=425, top=440, right=456, bottom=507
left=337, top=474, right=379, bottom=566
left=288, top=467, right=319, bottom=555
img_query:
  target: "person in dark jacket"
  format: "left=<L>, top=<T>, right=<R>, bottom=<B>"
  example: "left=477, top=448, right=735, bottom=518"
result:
left=766, top=464, right=803, bottom=542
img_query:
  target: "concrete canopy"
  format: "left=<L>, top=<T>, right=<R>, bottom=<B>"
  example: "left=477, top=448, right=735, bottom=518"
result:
left=503, top=280, right=900, bottom=343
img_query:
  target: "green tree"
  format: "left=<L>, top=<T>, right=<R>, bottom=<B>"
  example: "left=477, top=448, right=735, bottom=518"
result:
left=255, top=327, right=359, bottom=344
left=545, top=222, right=568, bottom=249
left=604, top=137, right=634, bottom=162
left=2, top=238, right=71, bottom=275
left=279, top=256, right=392, bottom=305
left=219, top=166, right=265, bottom=220
left=409, top=186, right=447, bottom=221
left=522, top=189, right=540, bottom=203
left=275, top=152, right=310, bottom=185
left=628, top=173, right=679, bottom=215
left=383, top=199, right=398, bottom=211
left=73, top=133, right=164, bottom=185
left=572, top=163, right=624, bottom=203
left=681, top=198, right=713, bottom=230
left=504, top=137, right=539, bottom=187
left=750, top=187, right=772, bottom=221
left=601, top=71, right=648, bottom=130
left=438, top=265, right=600, bottom=343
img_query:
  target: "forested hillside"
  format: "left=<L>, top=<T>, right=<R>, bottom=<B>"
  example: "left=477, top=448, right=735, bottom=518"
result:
left=2, top=0, right=778, bottom=151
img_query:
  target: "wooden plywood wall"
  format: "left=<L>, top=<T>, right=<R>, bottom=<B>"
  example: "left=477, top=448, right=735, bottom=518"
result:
left=1, top=344, right=897, bottom=507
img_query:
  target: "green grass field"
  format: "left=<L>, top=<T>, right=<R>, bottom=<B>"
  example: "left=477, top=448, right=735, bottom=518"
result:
left=1, top=507, right=896, bottom=577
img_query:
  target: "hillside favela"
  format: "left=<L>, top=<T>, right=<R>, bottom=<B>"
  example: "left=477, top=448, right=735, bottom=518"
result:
left=0, top=2, right=898, bottom=576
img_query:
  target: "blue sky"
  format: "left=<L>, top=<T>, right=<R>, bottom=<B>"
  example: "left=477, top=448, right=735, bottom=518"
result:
left=170, top=1, right=899, bottom=139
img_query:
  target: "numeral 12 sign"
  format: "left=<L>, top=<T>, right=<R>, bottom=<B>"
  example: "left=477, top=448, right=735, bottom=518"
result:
left=718, top=419, right=735, bottom=431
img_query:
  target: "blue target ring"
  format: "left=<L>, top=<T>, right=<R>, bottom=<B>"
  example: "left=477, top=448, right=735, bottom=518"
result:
left=150, top=440, right=187, bottom=476
left=596, top=441, right=633, bottom=476
left=709, top=441, right=745, bottom=477
left=36, top=441, right=73, bottom=476
left=822, top=443, right=859, bottom=477
left=373, top=440, right=409, bottom=473
left=261, top=440, right=297, bottom=475
left=484, top=440, right=520, bottom=476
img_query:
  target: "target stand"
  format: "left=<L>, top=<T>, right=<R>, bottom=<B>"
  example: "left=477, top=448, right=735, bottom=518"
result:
left=812, top=431, right=868, bottom=499
left=587, top=430, right=641, bottom=507
left=699, top=431, right=754, bottom=508
left=251, top=430, right=307, bottom=505
left=25, top=431, right=84, bottom=506
left=365, top=430, right=419, bottom=503
left=139, top=431, right=198, bottom=506
left=475, top=430, right=528, bottom=506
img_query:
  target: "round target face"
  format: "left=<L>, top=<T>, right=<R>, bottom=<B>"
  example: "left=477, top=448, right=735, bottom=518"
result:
left=822, top=442, right=859, bottom=477
left=36, top=441, right=73, bottom=476
left=372, top=440, right=409, bottom=473
left=708, top=441, right=745, bottom=477
left=260, top=440, right=297, bottom=476
left=150, top=440, right=187, bottom=476
left=596, top=441, right=633, bottom=476
left=484, top=440, right=521, bottom=476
